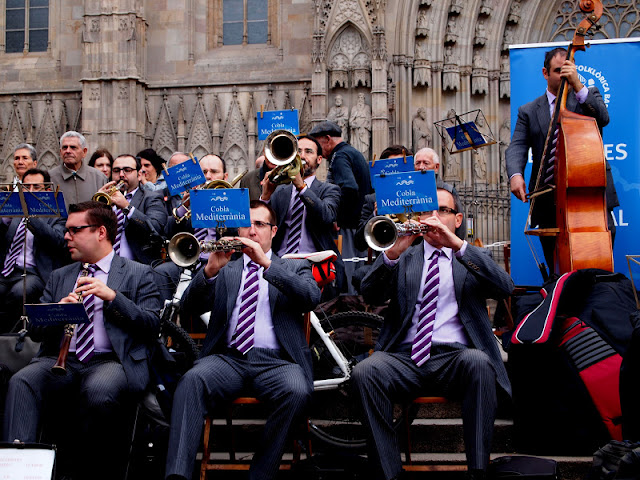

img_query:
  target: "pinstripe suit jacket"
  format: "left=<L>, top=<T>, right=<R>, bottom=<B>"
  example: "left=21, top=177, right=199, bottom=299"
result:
left=124, top=188, right=168, bottom=263
left=32, top=255, right=162, bottom=393
left=181, top=255, right=321, bottom=390
left=361, top=242, right=514, bottom=396
left=269, top=180, right=344, bottom=287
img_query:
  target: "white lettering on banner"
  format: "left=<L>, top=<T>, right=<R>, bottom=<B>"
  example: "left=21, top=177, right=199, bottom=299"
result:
left=194, top=212, right=247, bottom=221
left=604, top=143, right=628, bottom=161
left=611, top=209, right=628, bottom=228
left=380, top=196, right=434, bottom=208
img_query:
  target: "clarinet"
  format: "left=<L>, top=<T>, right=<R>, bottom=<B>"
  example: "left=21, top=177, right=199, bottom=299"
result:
left=51, top=262, right=90, bottom=375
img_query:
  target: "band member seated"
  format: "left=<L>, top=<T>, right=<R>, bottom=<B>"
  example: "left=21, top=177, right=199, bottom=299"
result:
left=0, top=168, right=67, bottom=332
left=260, top=135, right=344, bottom=299
left=95, top=154, right=167, bottom=264
left=3, top=201, right=163, bottom=479
left=165, top=200, right=321, bottom=480
left=351, top=186, right=514, bottom=480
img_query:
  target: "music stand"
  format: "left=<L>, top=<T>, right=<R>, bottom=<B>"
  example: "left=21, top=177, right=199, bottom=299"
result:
left=434, top=109, right=496, bottom=155
left=0, top=182, right=65, bottom=331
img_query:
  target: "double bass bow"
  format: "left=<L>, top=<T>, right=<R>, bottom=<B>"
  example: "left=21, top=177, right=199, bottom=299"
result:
left=526, top=0, right=613, bottom=275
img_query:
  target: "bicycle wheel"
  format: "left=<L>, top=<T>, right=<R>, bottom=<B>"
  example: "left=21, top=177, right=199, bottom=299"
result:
left=160, top=317, right=200, bottom=370
left=308, top=311, right=388, bottom=450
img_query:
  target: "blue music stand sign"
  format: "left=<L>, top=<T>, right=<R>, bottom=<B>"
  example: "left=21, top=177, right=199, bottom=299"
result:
left=25, top=303, right=90, bottom=326
left=257, top=109, right=299, bottom=140
left=190, top=188, right=251, bottom=229
left=370, top=156, right=415, bottom=177
left=373, top=170, right=438, bottom=216
left=165, top=156, right=206, bottom=196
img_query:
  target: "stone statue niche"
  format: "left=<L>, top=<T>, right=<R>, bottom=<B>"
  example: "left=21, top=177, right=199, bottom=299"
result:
left=349, top=92, right=371, bottom=160
left=412, top=107, right=431, bottom=152
left=327, top=94, right=350, bottom=141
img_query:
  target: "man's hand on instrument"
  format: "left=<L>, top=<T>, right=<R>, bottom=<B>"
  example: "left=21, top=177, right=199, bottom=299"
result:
left=75, top=277, right=117, bottom=302
left=510, top=175, right=528, bottom=202
left=561, top=59, right=584, bottom=93
left=60, top=292, right=81, bottom=304
left=203, top=240, right=234, bottom=279
left=385, top=220, right=420, bottom=261
left=420, top=212, right=464, bottom=252
left=235, top=236, right=271, bottom=270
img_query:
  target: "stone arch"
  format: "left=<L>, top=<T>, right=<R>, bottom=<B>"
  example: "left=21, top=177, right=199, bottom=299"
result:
left=326, top=22, right=372, bottom=91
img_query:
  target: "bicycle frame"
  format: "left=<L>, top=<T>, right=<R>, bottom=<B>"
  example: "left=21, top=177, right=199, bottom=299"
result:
left=309, top=311, right=352, bottom=391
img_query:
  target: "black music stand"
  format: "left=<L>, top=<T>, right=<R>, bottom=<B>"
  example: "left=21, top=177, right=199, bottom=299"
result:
left=0, top=182, right=64, bottom=332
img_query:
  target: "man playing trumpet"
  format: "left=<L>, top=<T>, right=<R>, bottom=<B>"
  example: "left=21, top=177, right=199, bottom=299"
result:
left=3, top=201, right=163, bottom=480
left=351, top=186, right=514, bottom=480
left=95, top=154, right=167, bottom=264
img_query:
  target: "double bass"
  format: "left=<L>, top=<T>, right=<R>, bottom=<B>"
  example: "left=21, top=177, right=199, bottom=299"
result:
left=527, top=0, right=613, bottom=275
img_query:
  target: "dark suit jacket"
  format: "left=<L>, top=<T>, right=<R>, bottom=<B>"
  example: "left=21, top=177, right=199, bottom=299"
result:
left=361, top=242, right=514, bottom=396
left=269, top=180, right=344, bottom=287
left=125, top=188, right=168, bottom=263
left=239, top=165, right=268, bottom=202
left=0, top=216, right=69, bottom=282
left=505, top=87, right=618, bottom=211
left=181, top=255, right=321, bottom=390
left=328, top=142, right=372, bottom=229
left=33, top=255, right=162, bottom=393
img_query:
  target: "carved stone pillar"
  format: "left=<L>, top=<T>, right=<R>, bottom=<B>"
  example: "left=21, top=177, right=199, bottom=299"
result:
left=81, top=1, right=147, bottom=153
left=371, top=26, right=388, bottom=161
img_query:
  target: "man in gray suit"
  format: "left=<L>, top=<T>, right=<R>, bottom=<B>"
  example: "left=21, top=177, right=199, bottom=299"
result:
left=165, top=200, right=321, bottom=480
left=3, top=200, right=162, bottom=479
left=95, top=154, right=167, bottom=264
left=261, top=135, right=344, bottom=297
left=505, top=47, right=618, bottom=272
left=352, top=186, right=514, bottom=480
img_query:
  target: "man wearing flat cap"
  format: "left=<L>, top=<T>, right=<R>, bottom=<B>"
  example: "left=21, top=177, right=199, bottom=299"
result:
left=309, top=120, right=372, bottom=293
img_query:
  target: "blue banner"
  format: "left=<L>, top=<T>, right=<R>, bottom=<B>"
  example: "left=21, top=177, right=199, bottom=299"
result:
left=24, top=191, right=67, bottom=217
left=369, top=156, right=415, bottom=177
left=0, top=191, right=25, bottom=216
left=373, top=170, right=438, bottom=216
left=165, top=156, right=206, bottom=196
left=445, top=122, right=488, bottom=151
left=190, top=188, right=251, bottom=228
left=25, top=302, right=89, bottom=326
left=257, top=109, right=299, bottom=140
left=509, top=39, right=640, bottom=285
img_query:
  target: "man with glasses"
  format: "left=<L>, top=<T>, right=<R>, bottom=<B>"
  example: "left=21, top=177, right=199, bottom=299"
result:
left=49, top=131, right=108, bottom=209
left=351, top=186, right=514, bottom=480
left=165, top=200, right=321, bottom=480
left=3, top=200, right=162, bottom=479
left=95, top=154, right=167, bottom=264
left=0, top=168, right=67, bottom=332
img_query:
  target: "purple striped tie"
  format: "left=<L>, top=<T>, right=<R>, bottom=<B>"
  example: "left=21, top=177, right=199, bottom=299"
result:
left=231, top=261, right=260, bottom=354
left=2, top=219, right=27, bottom=277
left=283, top=193, right=304, bottom=255
left=112, top=193, right=132, bottom=254
left=193, top=227, right=209, bottom=242
left=75, top=264, right=98, bottom=363
left=411, top=250, right=441, bottom=367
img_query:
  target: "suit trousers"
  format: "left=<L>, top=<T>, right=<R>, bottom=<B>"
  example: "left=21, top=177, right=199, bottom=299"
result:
left=351, top=343, right=498, bottom=479
left=3, top=354, right=132, bottom=480
left=165, top=347, right=312, bottom=480
left=0, top=271, right=44, bottom=332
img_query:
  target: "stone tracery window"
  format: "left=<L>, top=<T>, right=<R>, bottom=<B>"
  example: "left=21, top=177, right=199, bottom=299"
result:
left=549, top=0, right=640, bottom=40
left=4, top=0, right=48, bottom=53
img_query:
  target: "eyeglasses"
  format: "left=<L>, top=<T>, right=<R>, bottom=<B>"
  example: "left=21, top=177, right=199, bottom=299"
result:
left=63, top=224, right=99, bottom=235
left=112, top=167, right=137, bottom=174
left=240, top=220, right=275, bottom=230
left=435, top=206, right=458, bottom=215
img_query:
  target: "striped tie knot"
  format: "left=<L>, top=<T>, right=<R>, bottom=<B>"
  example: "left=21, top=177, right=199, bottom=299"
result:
left=411, top=249, right=441, bottom=367
left=284, top=193, right=305, bottom=255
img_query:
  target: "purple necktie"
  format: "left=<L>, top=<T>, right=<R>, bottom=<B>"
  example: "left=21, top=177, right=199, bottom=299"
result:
left=112, top=193, right=132, bottom=254
left=231, top=261, right=260, bottom=354
left=411, top=250, right=441, bottom=367
left=283, top=193, right=304, bottom=255
left=75, top=264, right=98, bottom=363
left=2, top=219, right=27, bottom=277
left=193, top=227, right=209, bottom=242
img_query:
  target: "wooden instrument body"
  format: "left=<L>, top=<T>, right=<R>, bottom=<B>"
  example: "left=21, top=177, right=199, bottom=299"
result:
left=555, top=108, right=613, bottom=273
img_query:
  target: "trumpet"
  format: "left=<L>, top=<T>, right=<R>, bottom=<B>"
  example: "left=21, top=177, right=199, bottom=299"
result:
left=364, top=215, right=434, bottom=252
left=92, top=180, right=126, bottom=206
left=264, top=129, right=303, bottom=185
left=51, top=262, right=91, bottom=375
left=168, top=232, right=245, bottom=267
left=172, top=170, right=248, bottom=223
